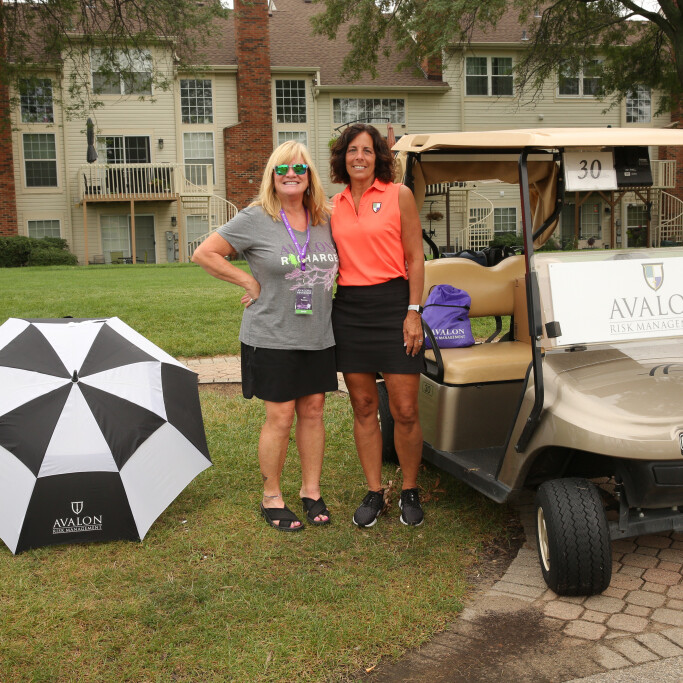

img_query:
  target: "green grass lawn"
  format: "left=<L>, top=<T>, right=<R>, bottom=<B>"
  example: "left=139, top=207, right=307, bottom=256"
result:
left=0, top=263, right=503, bottom=357
left=0, top=264, right=514, bottom=680
left=0, top=390, right=514, bottom=682
left=0, top=263, right=247, bottom=357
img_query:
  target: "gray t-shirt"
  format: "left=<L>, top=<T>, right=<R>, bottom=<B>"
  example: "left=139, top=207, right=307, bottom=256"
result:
left=217, top=205, right=338, bottom=350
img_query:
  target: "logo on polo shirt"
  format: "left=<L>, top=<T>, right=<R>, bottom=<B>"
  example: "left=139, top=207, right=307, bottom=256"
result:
left=372, top=202, right=382, bottom=213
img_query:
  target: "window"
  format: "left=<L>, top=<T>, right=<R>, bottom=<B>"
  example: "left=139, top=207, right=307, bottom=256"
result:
left=184, top=132, right=215, bottom=185
left=494, top=207, right=517, bottom=234
left=180, top=80, right=213, bottom=124
left=466, top=57, right=513, bottom=96
left=277, top=131, right=308, bottom=145
left=91, top=49, right=152, bottom=95
left=23, top=134, right=57, bottom=187
left=558, top=60, right=601, bottom=97
left=626, top=86, right=651, bottom=123
left=333, top=98, right=405, bottom=124
left=20, top=79, right=54, bottom=123
left=96, top=136, right=151, bottom=164
left=275, top=80, right=307, bottom=123
left=28, top=219, right=60, bottom=238
left=580, top=200, right=601, bottom=239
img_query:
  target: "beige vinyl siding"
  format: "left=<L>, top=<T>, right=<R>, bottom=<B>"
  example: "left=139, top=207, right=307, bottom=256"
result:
left=442, top=51, right=671, bottom=131
left=405, top=92, right=460, bottom=134
left=210, top=72, right=239, bottom=201
left=64, top=47, right=178, bottom=263
left=12, top=70, right=71, bottom=245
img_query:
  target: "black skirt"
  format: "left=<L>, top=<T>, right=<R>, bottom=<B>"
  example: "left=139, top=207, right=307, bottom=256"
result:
left=332, top=277, right=426, bottom=374
left=241, top=343, right=338, bottom=402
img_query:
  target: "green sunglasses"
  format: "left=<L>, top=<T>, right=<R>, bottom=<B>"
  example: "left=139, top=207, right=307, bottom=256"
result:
left=274, top=163, right=308, bottom=176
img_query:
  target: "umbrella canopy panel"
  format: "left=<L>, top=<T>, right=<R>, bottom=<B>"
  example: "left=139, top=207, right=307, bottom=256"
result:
left=0, top=317, right=211, bottom=554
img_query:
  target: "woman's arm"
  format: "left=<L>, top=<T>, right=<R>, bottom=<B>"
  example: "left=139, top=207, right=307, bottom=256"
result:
left=191, top=232, right=261, bottom=304
left=398, top=184, right=425, bottom=356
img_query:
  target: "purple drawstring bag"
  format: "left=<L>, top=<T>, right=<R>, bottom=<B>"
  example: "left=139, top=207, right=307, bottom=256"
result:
left=422, top=284, right=475, bottom=349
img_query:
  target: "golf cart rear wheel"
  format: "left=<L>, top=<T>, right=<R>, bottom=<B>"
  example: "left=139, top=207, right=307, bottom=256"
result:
left=377, top=381, right=398, bottom=464
left=535, top=478, right=612, bottom=596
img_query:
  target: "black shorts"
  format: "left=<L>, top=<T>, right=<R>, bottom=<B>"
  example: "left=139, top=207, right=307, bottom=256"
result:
left=332, top=277, right=425, bottom=374
left=241, top=343, right=338, bottom=402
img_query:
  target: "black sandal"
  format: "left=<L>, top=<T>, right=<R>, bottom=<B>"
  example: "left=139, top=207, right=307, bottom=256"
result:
left=260, top=503, right=304, bottom=532
left=301, top=497, right=331, bottom=526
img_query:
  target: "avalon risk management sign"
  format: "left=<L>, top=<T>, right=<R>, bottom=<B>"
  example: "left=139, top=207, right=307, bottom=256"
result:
left=547, top=257, right=683, bottom=346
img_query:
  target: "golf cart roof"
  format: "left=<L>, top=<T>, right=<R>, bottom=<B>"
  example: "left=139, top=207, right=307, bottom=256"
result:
left=392, top=127, right=683, bottom=154
left=393, top=127, right=683, bottom=245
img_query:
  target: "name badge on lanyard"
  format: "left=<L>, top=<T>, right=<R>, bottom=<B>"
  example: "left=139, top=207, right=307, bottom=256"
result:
left=281, top=208, right=314, bottom=315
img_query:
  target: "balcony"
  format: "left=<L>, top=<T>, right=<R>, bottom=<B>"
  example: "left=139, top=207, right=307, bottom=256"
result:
left=78, top=163, right=215, bottom=203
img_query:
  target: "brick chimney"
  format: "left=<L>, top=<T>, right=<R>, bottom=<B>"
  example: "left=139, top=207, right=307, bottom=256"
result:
left=224, top=0, right=273, bottom=209
left=0, top=48, right=18, bottom=236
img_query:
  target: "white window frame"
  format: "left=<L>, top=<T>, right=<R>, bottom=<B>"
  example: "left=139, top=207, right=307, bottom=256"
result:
left=493, top=207, right=517, bottom=235
left=20, top=78, right=54, bottom=123
left=27, top=218, right=61, bottom=239
left=180, top=79, right=213, bottom=124
left=91, top=48, right=153, bottom=96
left=465, top=56, right=514, bottom=97
left=275, top=80, right=307, bottom=124
left=626, top=86, right=651, bottom=124
left=558, top=60, right=601, bottom=98
left=332, top=97, right=406, bottom=125
left=183, top=132, right=215, bottom=185
left=22, top=133, right=58, bottom=188
left=277, top=131, right=308, bottom=146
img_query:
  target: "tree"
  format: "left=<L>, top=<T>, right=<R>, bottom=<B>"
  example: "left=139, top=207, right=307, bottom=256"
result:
left=0, top=0, right=228, bottom=118
left=311, top=1, right=683, bottom=115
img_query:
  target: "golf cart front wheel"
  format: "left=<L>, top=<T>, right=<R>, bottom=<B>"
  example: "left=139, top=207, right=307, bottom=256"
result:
left=377, top=381, right=398, bottom=464
left=535, top=478, right=612, bottom=596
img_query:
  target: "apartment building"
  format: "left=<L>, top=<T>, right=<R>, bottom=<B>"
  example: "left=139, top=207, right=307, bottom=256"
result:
left=1, top=0, right=680, bottom=264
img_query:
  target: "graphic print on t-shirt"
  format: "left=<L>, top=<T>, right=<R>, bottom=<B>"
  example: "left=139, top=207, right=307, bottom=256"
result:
left=281, top=242, right=338, bottom=291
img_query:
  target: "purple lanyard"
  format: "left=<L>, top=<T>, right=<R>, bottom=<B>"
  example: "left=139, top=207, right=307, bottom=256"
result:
left=280, top=209, right=310, bottom=272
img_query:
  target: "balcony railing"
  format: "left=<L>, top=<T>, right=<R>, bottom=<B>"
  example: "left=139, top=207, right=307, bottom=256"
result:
left=78, top=163, right=215, bottom=202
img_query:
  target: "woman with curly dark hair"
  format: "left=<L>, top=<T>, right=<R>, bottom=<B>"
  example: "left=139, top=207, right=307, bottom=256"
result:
left=329, top=123, right=426, bottom=528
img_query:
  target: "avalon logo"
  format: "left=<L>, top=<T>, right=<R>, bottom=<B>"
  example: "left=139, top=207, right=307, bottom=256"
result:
left=643, top=263, right=664, bottom=292
left=53, top=500, right=103, bottom=535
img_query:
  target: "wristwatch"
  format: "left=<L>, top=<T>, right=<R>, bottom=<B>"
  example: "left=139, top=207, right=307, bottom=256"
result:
left=407, top=304, right=423, bottom=314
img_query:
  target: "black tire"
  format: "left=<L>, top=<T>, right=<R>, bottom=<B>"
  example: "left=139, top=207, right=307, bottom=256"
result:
left=535, top=478, right=612, bottom=596
left=377, top=381, right=398, bottom=464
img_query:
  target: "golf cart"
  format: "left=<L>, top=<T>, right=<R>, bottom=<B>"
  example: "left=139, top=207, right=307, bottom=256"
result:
left=383, top=128, right=683, bottom=596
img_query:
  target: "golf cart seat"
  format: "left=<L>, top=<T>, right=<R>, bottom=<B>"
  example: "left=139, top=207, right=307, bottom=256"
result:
left=421, top=255, right=532, bottom=385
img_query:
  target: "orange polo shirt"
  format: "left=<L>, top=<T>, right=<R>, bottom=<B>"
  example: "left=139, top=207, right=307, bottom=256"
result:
left=331, top=180, right=407, bottom=287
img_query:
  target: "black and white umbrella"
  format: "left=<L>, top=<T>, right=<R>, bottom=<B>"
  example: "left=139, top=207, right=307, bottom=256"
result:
left=0, top=317, right=211, bottom=554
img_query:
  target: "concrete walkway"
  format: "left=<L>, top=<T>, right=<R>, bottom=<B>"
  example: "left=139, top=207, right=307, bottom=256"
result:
left=181, top=356, right=683, bottom=681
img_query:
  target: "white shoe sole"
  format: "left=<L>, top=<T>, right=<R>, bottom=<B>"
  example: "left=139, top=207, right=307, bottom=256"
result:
left=352, top=510, right=381, bottom=528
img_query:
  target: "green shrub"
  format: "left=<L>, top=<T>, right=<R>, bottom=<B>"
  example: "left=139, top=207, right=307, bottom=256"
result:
left=0, top=236, right=77, bottom=267
left=488, top=232, right=524, bottom=249
left=27, top=248, right=78, bottom=266
left=0, top=236, right=32, bottom=268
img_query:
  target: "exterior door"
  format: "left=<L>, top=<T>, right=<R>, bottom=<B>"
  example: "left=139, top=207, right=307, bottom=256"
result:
left=130, top=215, right=156, bottom=263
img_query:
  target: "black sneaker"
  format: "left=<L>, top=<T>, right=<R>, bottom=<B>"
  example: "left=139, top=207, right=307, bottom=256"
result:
left=352, top=490, right=384, bottom=528
left=399, top=488, right=424, bottom=526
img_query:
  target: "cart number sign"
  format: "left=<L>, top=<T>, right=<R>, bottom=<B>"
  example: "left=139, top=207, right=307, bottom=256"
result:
left=548, top=257, right=683, bottom=345
left=563, top=152, right=618, bottom=192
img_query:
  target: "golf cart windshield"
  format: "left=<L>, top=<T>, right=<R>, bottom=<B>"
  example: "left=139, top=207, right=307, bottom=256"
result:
left=394, top=127, right=683, bottom=350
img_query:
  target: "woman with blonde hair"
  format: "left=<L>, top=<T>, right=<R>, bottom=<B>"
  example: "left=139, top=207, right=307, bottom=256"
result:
left=193, top=141, right=339, bottom=531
